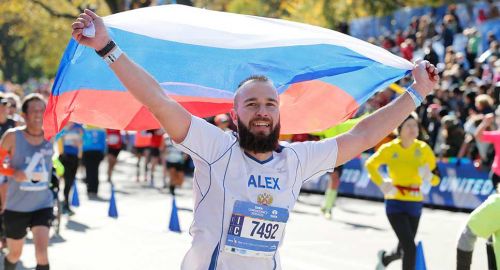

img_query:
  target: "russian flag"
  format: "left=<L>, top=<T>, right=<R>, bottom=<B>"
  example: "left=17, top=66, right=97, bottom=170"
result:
left=43, top=4, right=413, bottom=138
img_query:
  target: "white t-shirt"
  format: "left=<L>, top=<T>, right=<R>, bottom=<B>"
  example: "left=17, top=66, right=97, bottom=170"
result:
left=176, top=116, right=338, bottom=270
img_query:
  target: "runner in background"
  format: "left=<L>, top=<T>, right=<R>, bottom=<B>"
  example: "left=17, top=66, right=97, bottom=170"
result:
left=456, top=187, right=499, bottom=270
left=0, top=96, right=17, bottom=249
left=0, top=97, right=16, bottom=135
left=106, top=129, right=123, bottom=184
left=133, top=130, right=151, bottom=182
left=162, top=134, right=186, bottom=195
left=82, top=125, right=106, bottom=198
left=3, top=93, right=23, bottom=125
left=147, top=129, right=164, bottom=186
left=0, top=94, right=53, bottom=270
left=312, top=117, right=365, bottom=220
left=321, top=166, right=342, bottom=220
left=57, top=122, right=83, bottom=215
left=366, top=114, right=440, bottom=270
left=469, top=110, right=500, bottom=269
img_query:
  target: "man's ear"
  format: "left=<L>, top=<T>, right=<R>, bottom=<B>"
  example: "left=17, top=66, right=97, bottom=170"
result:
left=229, top=109, right=238, bottom=127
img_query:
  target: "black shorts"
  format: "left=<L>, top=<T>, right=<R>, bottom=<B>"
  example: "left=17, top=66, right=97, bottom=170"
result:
left=149, top=147, right=161, bottom=158
left=166, top=162, right=184, bottom=171
left=333, top=164, right=344, bottom=176
left=134, top=147, right=148, bottom=155
left=3, top=208, right=53, bottom=240
left=108, top=148, right=121, bottom=157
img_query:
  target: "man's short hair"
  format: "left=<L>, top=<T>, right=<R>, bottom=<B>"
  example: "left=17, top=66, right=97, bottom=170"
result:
left=234, top=75, right=274, bottom=108
left=21, top=93, right=45, bottom=114
left=237, top=75, right=271, bottom=89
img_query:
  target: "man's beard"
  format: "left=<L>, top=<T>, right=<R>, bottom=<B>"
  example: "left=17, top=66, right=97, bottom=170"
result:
left=237, top=118, right=280, bottom=153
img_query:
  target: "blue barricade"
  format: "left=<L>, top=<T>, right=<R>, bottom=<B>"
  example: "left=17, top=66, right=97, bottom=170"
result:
left=301, top=156, right=495, bottom=210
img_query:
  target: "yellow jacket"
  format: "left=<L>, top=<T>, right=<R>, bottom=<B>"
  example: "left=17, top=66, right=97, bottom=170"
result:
left=365, top=138, right=440, bottom=202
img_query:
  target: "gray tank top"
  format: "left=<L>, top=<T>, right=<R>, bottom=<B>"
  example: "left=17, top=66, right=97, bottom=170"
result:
left=6, top=128, right=54, bottom=212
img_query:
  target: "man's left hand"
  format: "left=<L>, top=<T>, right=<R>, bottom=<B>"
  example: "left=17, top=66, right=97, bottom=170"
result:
left=411, top=60, right=439, bottom=97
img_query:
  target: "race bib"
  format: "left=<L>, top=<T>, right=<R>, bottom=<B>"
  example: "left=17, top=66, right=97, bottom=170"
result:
left=64, top=132, right=81, bottom=146
left=22, top=152, right=49, bottom=190
left=224, top=200, right=289, bottom=258
left=108, top=134, right=120, bottom=145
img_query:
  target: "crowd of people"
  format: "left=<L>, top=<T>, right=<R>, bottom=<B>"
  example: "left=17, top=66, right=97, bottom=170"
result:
left=355, top=4, right=500, bottom=171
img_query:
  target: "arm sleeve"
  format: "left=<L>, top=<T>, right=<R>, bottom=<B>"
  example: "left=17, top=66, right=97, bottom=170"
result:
left=290, top=138, right=338, bottom=182
left=365, top=144, right=390, bottom=186
left=481, top=130, right=500, bottom=143
left=174, top=116, right=235, bottom=164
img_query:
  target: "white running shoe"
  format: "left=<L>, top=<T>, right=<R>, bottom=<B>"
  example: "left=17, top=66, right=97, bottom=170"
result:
left=375, top=250, right=386, bottom=270
left=320, top=207, right=332, bottom=220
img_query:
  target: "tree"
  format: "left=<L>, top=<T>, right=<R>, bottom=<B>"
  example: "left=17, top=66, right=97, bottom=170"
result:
left=196, top=0, right=446, bottom=30
left=0, top=0, right=444, bottom=83
left=0, top=0, right=110, bottom=83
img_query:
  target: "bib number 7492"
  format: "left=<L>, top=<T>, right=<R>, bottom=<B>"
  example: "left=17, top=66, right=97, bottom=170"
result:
left=250, top=221, right=279, bottom=240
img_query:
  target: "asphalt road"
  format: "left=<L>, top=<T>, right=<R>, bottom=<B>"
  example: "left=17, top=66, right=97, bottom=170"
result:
left=4, top=151, right=487, bottom=270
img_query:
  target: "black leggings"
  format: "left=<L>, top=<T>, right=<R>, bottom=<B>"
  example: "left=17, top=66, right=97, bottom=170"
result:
left=383, top=213, right=421, bottom=270
left=83, top=151, right=104, bottom=194
left=59, top=154, right=79, bottom=207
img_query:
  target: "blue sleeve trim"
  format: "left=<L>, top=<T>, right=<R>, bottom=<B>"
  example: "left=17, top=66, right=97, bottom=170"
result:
left=208, top=243, right=220, bottom=270
left=302, top=168, right=335, bottom=184
left=210, top=141, right=238, bottom=166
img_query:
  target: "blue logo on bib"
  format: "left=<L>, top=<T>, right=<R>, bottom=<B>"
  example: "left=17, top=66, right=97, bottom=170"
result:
left=247, top=175, right=280, bottom=190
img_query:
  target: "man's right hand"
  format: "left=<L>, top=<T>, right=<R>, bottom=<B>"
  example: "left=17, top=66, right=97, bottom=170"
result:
left=71, top=9, right=110, bottom=51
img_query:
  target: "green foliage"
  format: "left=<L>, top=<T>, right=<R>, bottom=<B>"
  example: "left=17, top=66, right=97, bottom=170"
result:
left=197, top=0, right=447, bottom=30
left=0, top=0, right=109, bottom=83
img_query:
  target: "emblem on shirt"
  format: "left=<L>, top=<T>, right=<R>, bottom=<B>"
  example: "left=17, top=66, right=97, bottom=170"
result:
left=257, top=192, right=273, bottom=206
left=414, top=149, right=422, bottom=158
left=391, top=153, right=399, bottom=159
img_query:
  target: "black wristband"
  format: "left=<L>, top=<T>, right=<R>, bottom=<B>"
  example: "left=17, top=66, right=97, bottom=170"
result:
left=95, top=40, right=116, bottom=57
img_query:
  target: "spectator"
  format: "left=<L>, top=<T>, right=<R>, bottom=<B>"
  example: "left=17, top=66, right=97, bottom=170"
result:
left=424, top=104, right=442, bottom=149
left=3, top=93, right=22, bottom=124
left=423, top=42, right=439, bottom=66
left=441, top=16, right=456, bottom=49
left=465, top=28, right=480, bottom=67
left=400, top=38, right=415, bottom=61
left=438, top=115, right=465, bottom=158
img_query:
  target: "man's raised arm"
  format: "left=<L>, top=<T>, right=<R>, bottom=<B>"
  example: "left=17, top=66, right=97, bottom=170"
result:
left=335, top=60, right=439, bottom=166
left=71, top=9, right=191, bottom=143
